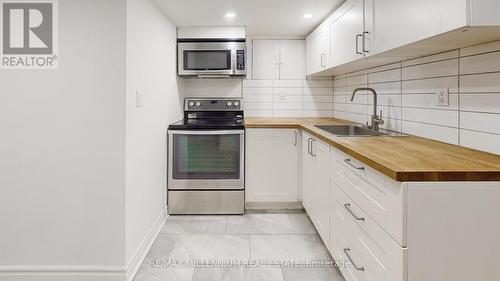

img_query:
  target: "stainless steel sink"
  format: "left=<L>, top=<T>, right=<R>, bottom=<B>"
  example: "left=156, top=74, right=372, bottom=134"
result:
left=315, top=125, right=403, bottom=137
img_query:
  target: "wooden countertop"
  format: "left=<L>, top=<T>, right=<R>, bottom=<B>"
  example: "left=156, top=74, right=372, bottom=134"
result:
left=245, top=117, right=500, bottom=182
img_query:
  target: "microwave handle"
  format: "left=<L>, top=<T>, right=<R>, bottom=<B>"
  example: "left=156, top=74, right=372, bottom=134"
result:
left=196, top=75, right=231, bottom=79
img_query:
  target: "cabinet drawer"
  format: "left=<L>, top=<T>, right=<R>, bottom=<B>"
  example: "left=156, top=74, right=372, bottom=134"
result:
left=332, top=185, right=406, bottom=281
left=331, top=148, right=406, bottom=246
left=332, top=181, right=406, bottom=281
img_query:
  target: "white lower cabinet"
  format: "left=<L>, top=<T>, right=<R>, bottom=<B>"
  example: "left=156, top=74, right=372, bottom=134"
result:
left=245, top=129, right=299, bottom=202
left=247, top=128, right=500, bottom=281
left=302, top=131, right=330, bottom=247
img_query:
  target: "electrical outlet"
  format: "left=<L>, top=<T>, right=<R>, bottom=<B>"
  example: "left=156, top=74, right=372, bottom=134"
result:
left=136, top=90, right=143, bottom=108
left=437, top=88, right=449, bottom=106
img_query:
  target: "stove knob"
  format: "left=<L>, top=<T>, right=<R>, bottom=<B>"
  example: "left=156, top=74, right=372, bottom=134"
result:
left=188, top=101, right=194, bottom=107
left=234, top=101, right=240, bottom=107
left=196, top=102, right=201, bottom=107
left=227, top=101, right=233, bottom=107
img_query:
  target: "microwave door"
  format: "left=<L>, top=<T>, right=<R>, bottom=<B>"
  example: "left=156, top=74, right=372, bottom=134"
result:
left=179, top=50, right=234, bottom=76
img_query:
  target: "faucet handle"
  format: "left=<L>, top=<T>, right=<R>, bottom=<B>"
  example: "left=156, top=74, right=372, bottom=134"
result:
left=379, top=110, right=385, bottom=125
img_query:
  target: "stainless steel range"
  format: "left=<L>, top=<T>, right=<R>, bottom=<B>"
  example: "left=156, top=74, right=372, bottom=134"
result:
left=167, top=98, right=244, bottom=214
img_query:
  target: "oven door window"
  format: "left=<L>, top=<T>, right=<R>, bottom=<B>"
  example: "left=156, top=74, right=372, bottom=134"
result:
left=172, top=134, right=240, bottom=179
left=183, top=50, right=231, bottom=71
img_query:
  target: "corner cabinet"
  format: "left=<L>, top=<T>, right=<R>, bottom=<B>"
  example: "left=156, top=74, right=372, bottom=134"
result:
left=306, top=26, right=329, bottom=76
left=252, top=39, right=306, bottom=80
left=245, top=129, right=299, bottom=203
left=302, top=131, right=330, bottom=246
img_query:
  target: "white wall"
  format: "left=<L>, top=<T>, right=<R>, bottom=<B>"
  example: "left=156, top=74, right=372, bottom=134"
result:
left=333, top=40, right=500, bottom=155
left=0, top=0, right=127, bottom=272
left=125, top=0, right=182, bottom=276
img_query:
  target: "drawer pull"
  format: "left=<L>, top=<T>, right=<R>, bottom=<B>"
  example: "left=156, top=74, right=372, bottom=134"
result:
left=344, top=203, right=365, bottom=221
left=344, top=248, right=365, bottom=271
left=344, top=158, right=365, bottom=170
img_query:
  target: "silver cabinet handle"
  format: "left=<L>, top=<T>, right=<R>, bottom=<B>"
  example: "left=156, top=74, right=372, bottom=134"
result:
left=294, top=130, right=298, bottom=146
left=355, top=34, right=363, bottom=55
left=307, top=138, right=313, bottom=155
left=344, top=158, right=365, bottom=170
left=344, top=203, right=365, bottom=221
left=311, top=139, right=317, bottom=157
left=320, top=53, right=326, bottom=68
left=344, top=248, right=365, bottom=271
left=362, top=31, right=369, bottom=53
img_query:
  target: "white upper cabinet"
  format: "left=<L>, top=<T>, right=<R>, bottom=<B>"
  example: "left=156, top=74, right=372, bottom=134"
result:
left=306, top=26, right=329, bottom=76
left=308, top=0, right=500, bottom=75
left=252, top=39, right=305, bottom=80
left=280, top=40, right=306, bottom=80
left=252, top=40, right=280, bottom=80
left=329, top=0, right=365, bottom=68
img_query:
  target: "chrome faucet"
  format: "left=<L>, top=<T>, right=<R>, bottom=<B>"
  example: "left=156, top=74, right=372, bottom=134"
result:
left=350, top=87, right=384, bottom=131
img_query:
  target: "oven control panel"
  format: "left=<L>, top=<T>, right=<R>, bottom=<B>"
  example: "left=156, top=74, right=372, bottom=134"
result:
left=185, top=98, right=243, bottom=111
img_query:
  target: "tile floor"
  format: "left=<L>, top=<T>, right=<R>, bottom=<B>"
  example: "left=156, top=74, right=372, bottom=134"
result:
left=134, top=213, right=345, bottom=281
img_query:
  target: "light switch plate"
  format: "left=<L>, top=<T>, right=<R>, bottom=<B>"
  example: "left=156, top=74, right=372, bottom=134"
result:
left=136, top=90, right=143, bottom=108
left=437, top=88, right=449, bottom=106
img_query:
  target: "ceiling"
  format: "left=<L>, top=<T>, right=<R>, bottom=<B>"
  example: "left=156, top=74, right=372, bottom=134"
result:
left=154, top=0, right=344, bottom=37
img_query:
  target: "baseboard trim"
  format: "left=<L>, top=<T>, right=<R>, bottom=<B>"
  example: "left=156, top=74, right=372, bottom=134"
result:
left=0, top=208, right=168, bottom=281
left=126, top=207, right=167, bottom=281
left=0, top=267, right=126, bottom=281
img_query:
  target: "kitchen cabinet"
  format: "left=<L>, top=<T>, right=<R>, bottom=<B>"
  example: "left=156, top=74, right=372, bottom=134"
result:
left=252, top=39, right=305, bottom=80
left=302, top=131, right=330, bottom=245
left=306, top=26, right=329, bottom=76
left=245, top=129, right=299, bottom=202
left=308, top=0, right=500, bottom=75
left=329, top=0, right=366, bottom=68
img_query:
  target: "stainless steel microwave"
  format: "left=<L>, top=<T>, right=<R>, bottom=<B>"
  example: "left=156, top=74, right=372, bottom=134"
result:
left=177, top=39, right=246, bottom=78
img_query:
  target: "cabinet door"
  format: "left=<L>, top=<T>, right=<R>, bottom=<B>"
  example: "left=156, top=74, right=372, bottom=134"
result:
left=365, top=0, right=462, bottom=57
left=252, top=40, right=280, bottom=80
left=246, top=129, right=299, bottom=202
left=280, top=40, right=306, bottom=80
left=301, top=132, right=315, bottom=214
left=329, top=0, right=365, bottom=67
left=306, top=27, right=329, bottom=75
left=310, top=138, right=331, bottom=246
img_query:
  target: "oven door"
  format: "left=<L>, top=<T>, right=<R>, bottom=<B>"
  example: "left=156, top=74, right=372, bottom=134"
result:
left=177, top=42, right=244, bottom=76
left=168, top=130, right=244, bottom=190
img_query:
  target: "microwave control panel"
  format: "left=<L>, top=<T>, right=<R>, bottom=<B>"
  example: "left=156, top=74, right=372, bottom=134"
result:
left=236, top=50, right=245, bottom=70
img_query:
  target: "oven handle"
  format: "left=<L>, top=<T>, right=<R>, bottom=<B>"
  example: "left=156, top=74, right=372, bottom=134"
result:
left=168, top=130, right=245, bottom=135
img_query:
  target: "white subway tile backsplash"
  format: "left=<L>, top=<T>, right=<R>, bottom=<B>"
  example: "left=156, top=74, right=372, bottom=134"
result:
left=402, top=93, right=459, bottom=110
left=460, top=111, right=500, bottom=135
left=243, top=87, right=273, bottom=95
left=245, top=102, right=273, bottom=110
left=273, top=87, right=303, bottom=96
left=402, top=76, right=459, bottom=94
left=303, top=87, right=334, bottom=95
left=346, top=74, right=368, bottom=86
left=402, top=107, right=458, bottom=128
left=272, top=80, right=303, bottom=88
left=402, top=121, right=459, bottom=144
left=245, top=110, right=274, bottom=117
left=368, top=94, right=402, bottom=107
left=243, top=79, right=334, bottom=117
left=304, top=80, right=334, bottom=88
left=303, top=95, right=334, bottom=103
left=460, top=93, right=500, bottom=114
left=272, top=95, right=302, bottom=103
left=368, top=68, right=401, bottom=83
left=304, top=110, right=334, bottom=117
left=460, top=130, right=500, bottom=155
left=368, top=81, right=402, bottom=94
left=243, top=80, right=273, bottom=88
left=244, top=95, right=273, bottom=103
left=460, top=51, right=500, bottom=74
left=460, top=72, right=500, bottom=93
left=402, top=58, right=458, bottom=80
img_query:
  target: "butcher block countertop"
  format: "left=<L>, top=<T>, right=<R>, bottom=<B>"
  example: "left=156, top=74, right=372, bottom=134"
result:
left=245, top=117, right=500, bottom=182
